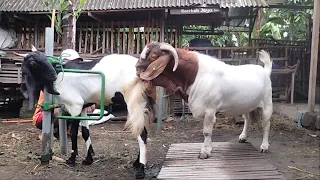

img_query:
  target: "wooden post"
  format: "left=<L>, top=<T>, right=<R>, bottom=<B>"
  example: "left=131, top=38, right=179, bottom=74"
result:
left=307, top=0, right=320, bottom=112
left=84, top=22, right=88, bottom=53
left=157, top=13, right=166, bottom=131
left=102, top=22, right=105, bottom=54
left=90, top=22, right=94, bottom=54
left=289, top=12, right=295, bottom=41
left=34, top=20, right=39, bottom=48
left=79, top=23, right=82, bottom=53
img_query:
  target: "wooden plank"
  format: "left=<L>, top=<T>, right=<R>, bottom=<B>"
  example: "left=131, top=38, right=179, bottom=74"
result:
left=96, top=23, right=99, bottom=52
left=28, top=23, right=32, bottom=48
left=155, top=20, right=159, bottom=41
left=102, top=22, right=105, bottom=54
left=137, top=21, right=140, bottom=54
left=0, top=74, right=20, bottom=77
left=146, top=19, right=150, bottom=44
left=158, top=142, right=285, bottom=180
left=23, top=24, right=27, bottom=49
left=170, top=27, right=173, bottom=45
left=78, top=23, right=82, bottom=53
left=117, top=21, right=120, bottom=53
left=128, top=22, right=132, bottom=54
left=151, top=18, right=154, bottom=41
left=175, top=27, right=178, bottom=48
left=111, top=21, right=114, bottom=53
left=308, top=0, right=320, bottom=112
left=84, top=22, right=88, bottom=53
left=0, top=78, right=20, bottom=84
left=17, top=69, right=21, bottom=83
left=122, top=21, right=126, bottom=54
left=90, top=22, right=94, bottom=54
left=142, top=20, right=146, bottom=48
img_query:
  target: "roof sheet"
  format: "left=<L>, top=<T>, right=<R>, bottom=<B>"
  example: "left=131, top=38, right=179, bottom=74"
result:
left=0, top=0, right=270, bottom=12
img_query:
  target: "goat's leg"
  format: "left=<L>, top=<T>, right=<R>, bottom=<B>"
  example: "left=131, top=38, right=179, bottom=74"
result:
left=239, top=113, right=251, bottom=143
left=66, top=120, right=80, bottom=166
left=199, top=112, right=215, bottom=159
left=260, top=101, right=272, bottom=152
left=80, top=120, right=95, bottom=165
left=134, top=127, right=147, bottom=179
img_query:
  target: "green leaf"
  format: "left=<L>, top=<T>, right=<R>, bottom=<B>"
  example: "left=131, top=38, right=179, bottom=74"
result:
left=62, top=13, right=72, bottom=20
left=80, top=0, right=86, bottom=6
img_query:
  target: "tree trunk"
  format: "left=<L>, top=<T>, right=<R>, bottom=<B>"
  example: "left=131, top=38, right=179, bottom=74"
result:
left=62, top=0, right=76, bottom=50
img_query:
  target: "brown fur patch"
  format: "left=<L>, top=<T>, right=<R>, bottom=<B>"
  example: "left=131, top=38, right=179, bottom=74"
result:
left=136, top=45, right=199, bottom=103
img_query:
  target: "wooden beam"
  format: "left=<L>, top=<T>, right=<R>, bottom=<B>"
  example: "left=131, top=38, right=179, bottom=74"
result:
left=88, top=12, right=102, bottom=22
left=307, top=0, right=320, bottom=112
left=13, top=14, right=33, bottom=22
left=267, top=5, right=313, bottom=9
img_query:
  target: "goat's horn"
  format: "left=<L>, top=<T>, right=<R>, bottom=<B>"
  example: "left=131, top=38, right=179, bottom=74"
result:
left=159, top=43, right=179, bottom=72
left=13, top=52, right=28, bottom=57
left=31, top=45, right=37, bottom=52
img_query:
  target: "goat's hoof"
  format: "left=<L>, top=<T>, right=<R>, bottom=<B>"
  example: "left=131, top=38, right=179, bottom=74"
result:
left=66, top=159, right=76, bottom=167
left=198, top=153, right=209, bottom=159
left=133, top=160, right=140, bottom=168
left=135, top=164, right=145, bottom=179
left=260, top=143, right=269, bottom=153
left=82, top=158, right=93, bottom=165
left=238, top=134, right=248, bottom=143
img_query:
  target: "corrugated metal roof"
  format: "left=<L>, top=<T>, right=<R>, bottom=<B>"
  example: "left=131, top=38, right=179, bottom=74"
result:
left=0, top=0, right=269, bottom=12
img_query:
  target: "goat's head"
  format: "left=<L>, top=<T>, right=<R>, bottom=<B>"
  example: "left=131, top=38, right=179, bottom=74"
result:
left=15, top=45, right=59, bottom=110
left=136, top=42, right=179, bottom=81
left=136, top=42, right=199, bottom=102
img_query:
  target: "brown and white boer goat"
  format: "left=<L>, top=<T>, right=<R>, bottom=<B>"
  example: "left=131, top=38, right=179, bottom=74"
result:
left=128, top=42, right=273, bottom=159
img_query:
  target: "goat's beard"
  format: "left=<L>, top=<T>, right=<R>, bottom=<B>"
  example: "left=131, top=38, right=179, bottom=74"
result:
left=151, top=75, right=188, bottom=102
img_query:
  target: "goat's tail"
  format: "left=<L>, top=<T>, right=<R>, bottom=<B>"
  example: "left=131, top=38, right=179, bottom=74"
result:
left=258, top=50, right=272, bottom=76
left=123, top=79, right=153, bottom=137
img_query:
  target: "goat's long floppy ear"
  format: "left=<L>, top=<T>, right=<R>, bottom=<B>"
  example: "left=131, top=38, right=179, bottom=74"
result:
left=20, top=61, right=37, bottom=110
left=140, top=54, right=171, bottom=81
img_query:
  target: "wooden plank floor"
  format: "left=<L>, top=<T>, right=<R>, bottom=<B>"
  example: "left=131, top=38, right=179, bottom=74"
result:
left=157, top=142, right=285, bottom=180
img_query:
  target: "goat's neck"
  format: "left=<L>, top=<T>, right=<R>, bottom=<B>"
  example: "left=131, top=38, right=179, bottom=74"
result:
left=152, top=49, right=199, bottom=102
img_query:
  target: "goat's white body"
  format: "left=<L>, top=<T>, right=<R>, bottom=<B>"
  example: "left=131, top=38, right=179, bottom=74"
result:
left=185, top=51, right=273, bottom=158
left=54, top=54, right=148, bottom=166
left=54, top=54, right=140, bottom=117
left=187, top=52, right=272, bottom=118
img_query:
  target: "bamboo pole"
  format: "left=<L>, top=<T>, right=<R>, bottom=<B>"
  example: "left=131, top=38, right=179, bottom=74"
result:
left=307, top=0, right=320, bottom=112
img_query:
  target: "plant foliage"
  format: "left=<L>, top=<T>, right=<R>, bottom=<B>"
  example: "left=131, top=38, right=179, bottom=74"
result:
left=42, top=0, right=86, bottom=37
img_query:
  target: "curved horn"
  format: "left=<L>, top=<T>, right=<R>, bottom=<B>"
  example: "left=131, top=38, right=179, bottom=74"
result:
left=31, top=45, right=37, bottom=52
left=13, top=52, right=28, bottom=57
left=159, top=43, right=179, bottom=72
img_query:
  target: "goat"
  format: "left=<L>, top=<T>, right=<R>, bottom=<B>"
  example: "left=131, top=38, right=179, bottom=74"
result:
left=132, top=42, right=273, bottom=159
left=15, top=47, right=157, bottom=179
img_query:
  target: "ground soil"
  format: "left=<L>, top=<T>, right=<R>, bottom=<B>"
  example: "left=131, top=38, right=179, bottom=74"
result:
left=0, top=113, right=319, bottom=180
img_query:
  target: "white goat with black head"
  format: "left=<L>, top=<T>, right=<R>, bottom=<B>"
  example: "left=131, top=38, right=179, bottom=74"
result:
left=131, top=42, right=273, bottom=160
left=16, top=47, right=157, bottom=179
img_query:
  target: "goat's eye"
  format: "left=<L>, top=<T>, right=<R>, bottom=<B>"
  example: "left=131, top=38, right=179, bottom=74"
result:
left=150, top=54, right=158, bottom=61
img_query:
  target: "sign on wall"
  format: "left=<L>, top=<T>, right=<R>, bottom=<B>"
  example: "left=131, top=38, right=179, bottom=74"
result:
left=170, top=7, right=220, bottom=15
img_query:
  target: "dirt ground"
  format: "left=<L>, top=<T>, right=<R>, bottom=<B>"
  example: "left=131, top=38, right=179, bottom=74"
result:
left=0, top=113, right=319, bottom=180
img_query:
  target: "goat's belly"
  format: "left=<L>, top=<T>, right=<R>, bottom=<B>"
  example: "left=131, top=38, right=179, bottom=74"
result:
left=217, top=101, right=261, bottom=116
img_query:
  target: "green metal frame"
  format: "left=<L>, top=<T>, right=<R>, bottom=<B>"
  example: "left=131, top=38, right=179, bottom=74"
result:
left=43, top=56, right=106, bottom=121
left=54, top=68, right=106, bottom=121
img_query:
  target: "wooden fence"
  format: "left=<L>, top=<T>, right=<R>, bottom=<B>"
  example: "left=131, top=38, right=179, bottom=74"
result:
left=12, top=19, right=181, bottom=55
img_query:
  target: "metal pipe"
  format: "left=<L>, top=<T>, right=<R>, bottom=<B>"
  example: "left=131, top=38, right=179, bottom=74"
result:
left=41, top=27, right=54, bottom=164
left=58, top=119, right=68, bottom=155
left=55, top=68, right=105, bottom=121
